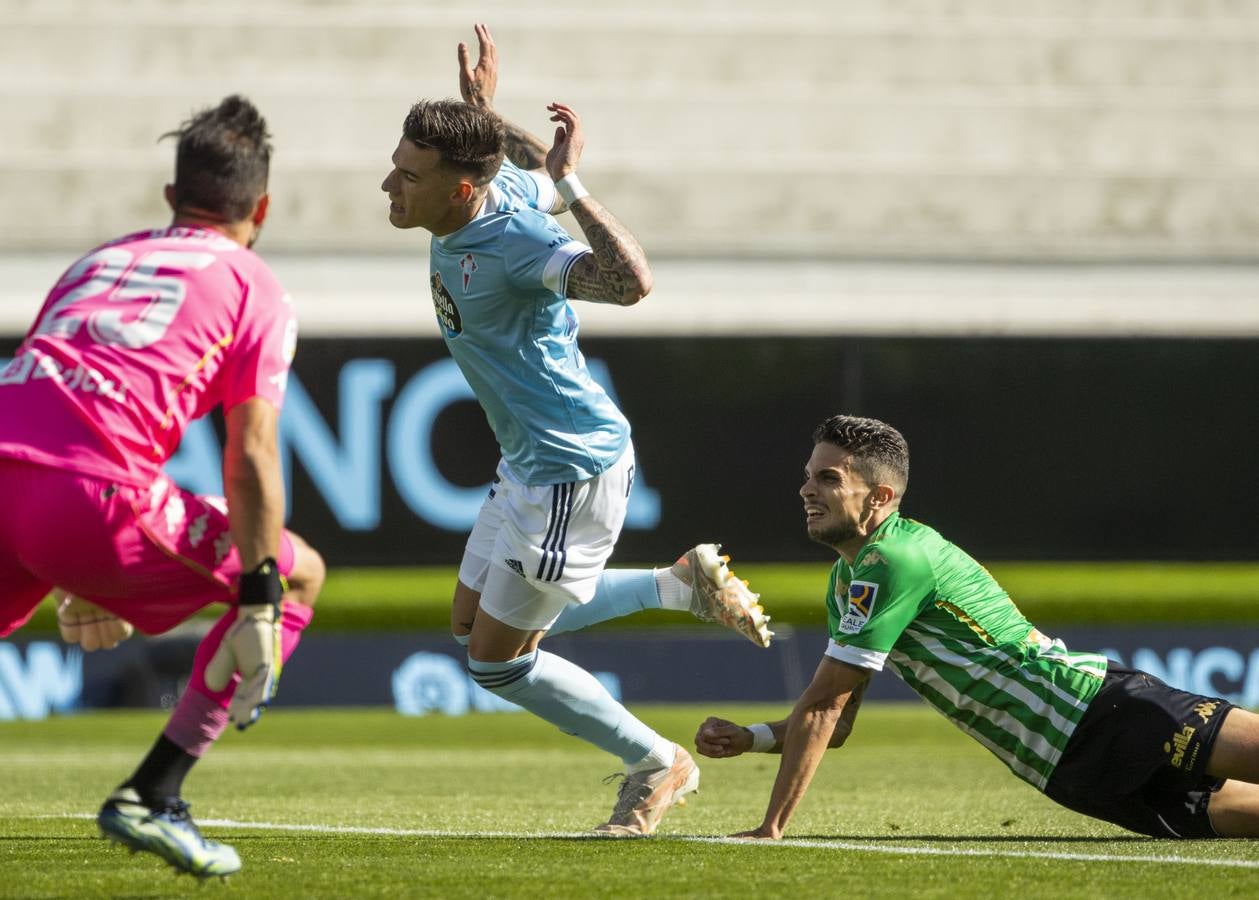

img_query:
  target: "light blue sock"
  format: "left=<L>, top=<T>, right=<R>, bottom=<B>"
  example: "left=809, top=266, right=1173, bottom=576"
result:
left=547, top=569, right=661, bottom=636
left=467, top=649, right=658, bottom=764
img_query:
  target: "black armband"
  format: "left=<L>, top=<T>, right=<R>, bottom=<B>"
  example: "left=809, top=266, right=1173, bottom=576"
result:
left=238, top=558, right=286, bottom=609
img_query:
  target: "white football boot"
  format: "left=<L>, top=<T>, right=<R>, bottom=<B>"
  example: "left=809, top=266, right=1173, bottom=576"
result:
left=671, top=544, right=773, bottom=648
left=594, top=745, right=700, bottom=837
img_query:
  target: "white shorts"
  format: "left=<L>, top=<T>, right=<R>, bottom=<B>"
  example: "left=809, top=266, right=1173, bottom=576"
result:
left=458, top=444, right=635, bottom=631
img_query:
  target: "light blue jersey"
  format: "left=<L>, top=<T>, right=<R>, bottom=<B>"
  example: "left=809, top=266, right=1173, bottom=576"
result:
left=428, top=160, right=630, bottom=485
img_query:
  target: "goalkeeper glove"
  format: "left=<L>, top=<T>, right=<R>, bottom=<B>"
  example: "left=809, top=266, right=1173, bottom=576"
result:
left=56, top=592, right=134, bottom=651
left=204, top=558, right=286, bottom=730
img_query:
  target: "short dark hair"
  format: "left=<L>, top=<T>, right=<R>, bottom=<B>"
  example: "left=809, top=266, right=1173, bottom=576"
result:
left=402, top=99, right=505, bottom=185
left=163, top=95, right=271, bottom=222
left=812, top=415, right=910, bottom=495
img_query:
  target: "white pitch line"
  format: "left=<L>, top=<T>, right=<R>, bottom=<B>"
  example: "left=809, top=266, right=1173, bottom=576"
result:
left=41, top=814, right=1259, bottom=870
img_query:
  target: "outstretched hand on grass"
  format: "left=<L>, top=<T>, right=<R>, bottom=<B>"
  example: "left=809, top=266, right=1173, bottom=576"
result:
left=695, top=716, right=753, bottom=759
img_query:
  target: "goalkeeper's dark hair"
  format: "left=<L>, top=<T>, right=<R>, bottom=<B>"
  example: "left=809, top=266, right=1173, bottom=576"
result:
left=812, top=415, right=910, bottom=496
left=402, top=99, right=505, bottom=185
left=161, top=95, right=272, bottom=222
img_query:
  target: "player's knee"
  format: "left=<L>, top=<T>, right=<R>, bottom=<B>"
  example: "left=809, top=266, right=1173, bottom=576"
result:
left=285, top=543, right=326, bottom=609
left=465, top=628, right=523, bottom=665
left=465, top=632, right=498, bottom=664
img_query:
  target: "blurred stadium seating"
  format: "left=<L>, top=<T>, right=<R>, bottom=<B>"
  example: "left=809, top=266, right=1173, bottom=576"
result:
left=2, top=0, right=1257, bottom=261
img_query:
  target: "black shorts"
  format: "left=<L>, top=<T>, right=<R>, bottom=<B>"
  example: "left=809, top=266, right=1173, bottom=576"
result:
left=1043, top=665, right=1234, bottom=839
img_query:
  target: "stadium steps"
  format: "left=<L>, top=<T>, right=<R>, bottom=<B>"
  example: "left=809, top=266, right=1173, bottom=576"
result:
left=2, top=2, right=1258, bottom=259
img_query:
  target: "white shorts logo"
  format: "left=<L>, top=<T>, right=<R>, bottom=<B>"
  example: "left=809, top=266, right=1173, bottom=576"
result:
left=838, top=580, right=879, bottom=634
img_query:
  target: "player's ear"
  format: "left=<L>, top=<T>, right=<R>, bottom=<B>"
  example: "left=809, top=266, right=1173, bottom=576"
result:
left=451, top=179, right=474, bottom=204
left=870, top=484, right=896, bottom=509
left=251, top=193, right=271, bottom=227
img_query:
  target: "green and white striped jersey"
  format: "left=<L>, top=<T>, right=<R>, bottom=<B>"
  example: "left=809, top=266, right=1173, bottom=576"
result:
left=826, top=512, right=1108, bottom=790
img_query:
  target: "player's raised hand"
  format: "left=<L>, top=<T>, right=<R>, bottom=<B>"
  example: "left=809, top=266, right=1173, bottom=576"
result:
left=545, top=103, right=584, bottom=182
left=458, top=22, right=498, bottom=110
left=695, top=716, right=754, bottom=758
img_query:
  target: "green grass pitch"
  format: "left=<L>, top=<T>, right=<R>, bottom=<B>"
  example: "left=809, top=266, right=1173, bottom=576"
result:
left=2, top=706, right=1257, bottom=898
left=18, top=561, right=1259, bottom=634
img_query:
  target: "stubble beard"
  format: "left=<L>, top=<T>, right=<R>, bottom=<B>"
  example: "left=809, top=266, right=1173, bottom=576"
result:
left=807, top=518, right=859, bottom=549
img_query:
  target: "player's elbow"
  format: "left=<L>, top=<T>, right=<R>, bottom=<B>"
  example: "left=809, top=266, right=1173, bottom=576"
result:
left=620, top=268, right=652, bottom=306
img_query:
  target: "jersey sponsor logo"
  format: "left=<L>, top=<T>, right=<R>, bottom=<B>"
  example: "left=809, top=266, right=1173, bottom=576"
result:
left=459, top=253, right=478, bottom=292
left=839, top=580, right=879, bottom=634
left=1164, top=724, right=1197, bottom=769
left=0, top=349, right=128, bottom=402
left=1193, top=700, right=1220, bottom=722
left=430, top=272, right=463, bottom=337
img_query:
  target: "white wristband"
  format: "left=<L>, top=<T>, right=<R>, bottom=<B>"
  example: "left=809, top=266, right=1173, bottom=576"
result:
left=555, top=172, right=589, bottom=205
left=747, top=723, right=775, bottom=753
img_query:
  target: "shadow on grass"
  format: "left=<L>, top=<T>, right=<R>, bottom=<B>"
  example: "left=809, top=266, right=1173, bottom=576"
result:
left=213, top=833, right=1163, bottom=846
left=776, top=834, right=1160, bottom=844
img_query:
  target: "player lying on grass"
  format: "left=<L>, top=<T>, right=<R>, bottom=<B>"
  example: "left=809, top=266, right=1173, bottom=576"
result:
left=379, top=23, right=770, bottom=838
left=696, top=415, right=1259, bottom=840
left=0, top=96, right=326, bottom=878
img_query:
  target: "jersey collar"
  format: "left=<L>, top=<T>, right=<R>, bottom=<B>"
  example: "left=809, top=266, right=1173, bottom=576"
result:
left=434, top=184, right=500, bottom=247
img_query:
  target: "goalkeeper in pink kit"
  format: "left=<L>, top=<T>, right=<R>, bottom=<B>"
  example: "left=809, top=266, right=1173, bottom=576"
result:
left=0, top=96, right=325, bottom=878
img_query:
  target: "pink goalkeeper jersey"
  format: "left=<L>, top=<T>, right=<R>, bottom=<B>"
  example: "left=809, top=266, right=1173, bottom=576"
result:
left=0, top=225, right=296, bottom=486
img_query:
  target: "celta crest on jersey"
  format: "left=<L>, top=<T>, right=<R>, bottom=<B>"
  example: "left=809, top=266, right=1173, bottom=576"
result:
left=839, top=580, right=879, bottom=634
left=459, top=253, right=478, bottom=291
left=430, top=271, right=463, bottom=337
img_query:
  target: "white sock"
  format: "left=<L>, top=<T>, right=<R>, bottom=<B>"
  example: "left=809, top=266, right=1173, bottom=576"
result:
left=626, top=736, right=677, bottom=773
left=653, top=568, right=692, bottom=612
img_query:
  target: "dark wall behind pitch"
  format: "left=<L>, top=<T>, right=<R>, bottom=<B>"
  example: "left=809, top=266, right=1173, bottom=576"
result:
left=3, top=335, right=1255, bottom=563
left=592, top=337, right=1257, bottom=562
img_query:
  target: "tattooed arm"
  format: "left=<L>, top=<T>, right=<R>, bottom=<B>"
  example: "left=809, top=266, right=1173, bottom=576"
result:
left=502, top=120, right=549, bottom=171
left=564, top=200, right=652, bottom=306
left=546, top=103, right=652, bottom=306
left=457, top=26, right=649, bottom=303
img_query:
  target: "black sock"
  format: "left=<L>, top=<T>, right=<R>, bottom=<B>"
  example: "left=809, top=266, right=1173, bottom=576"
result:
left=123, top=735, right=198, bottom=807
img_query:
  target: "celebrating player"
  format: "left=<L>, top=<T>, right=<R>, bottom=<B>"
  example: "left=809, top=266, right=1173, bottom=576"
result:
left=0, top=96, right=326, bottom=877
left=379, top=24, right=769, bottom=836
left=695, top=415, right=1259, bottom=839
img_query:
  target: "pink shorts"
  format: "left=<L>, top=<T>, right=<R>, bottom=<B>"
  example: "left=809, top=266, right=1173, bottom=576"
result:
left=0, top=459, right=295, bottom=637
